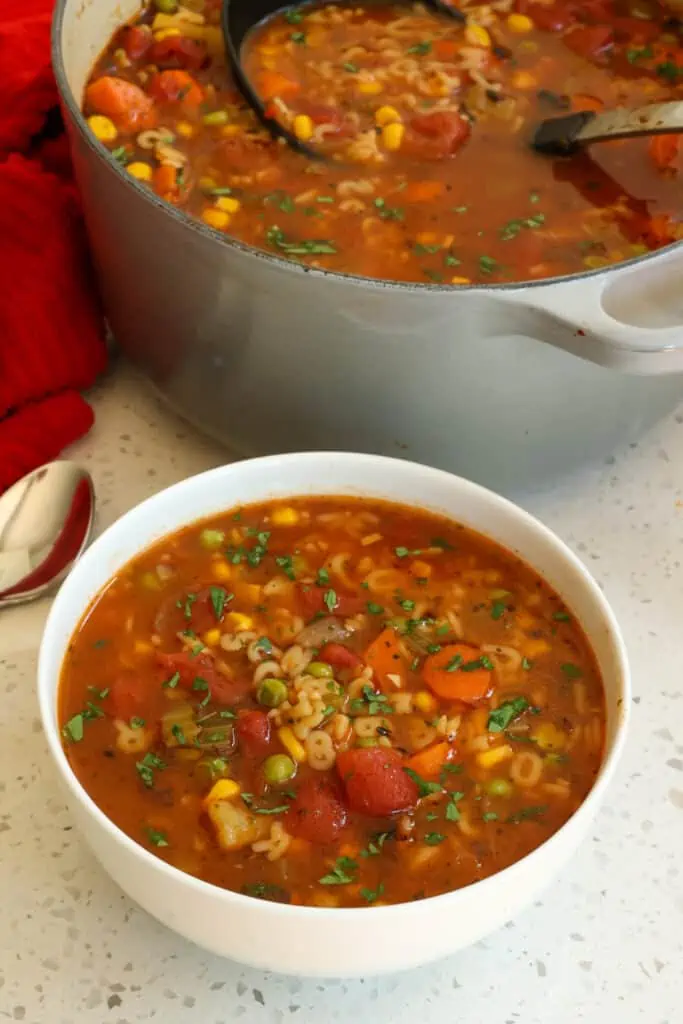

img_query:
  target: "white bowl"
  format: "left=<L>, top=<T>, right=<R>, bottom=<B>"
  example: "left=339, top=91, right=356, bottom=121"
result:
left=38, top=453, right=630, bottom=977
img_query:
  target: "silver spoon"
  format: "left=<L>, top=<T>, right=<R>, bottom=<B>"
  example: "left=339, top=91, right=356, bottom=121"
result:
left=533, top=99, right=683, bottom=155
left=0, top=461, right=95, bottom=608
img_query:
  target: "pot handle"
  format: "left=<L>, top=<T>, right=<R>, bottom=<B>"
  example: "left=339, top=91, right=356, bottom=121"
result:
left=498, top=252, right=683, bottom=375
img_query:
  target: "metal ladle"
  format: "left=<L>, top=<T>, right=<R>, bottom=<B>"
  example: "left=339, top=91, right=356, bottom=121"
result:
left=533, top=100, right=683, bottom=155
left=221, top=0, right=466, bottom=159
left=0, top=462, right=95, bottom=608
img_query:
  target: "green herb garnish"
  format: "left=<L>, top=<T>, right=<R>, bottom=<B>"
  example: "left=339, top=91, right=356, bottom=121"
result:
left=145, top=827, right=169, bottom=847
left=487, top=697, right=531, bottom=733
left=404, top=767, right=442, bottom=798
left=319, top=856, right=358, bottom=885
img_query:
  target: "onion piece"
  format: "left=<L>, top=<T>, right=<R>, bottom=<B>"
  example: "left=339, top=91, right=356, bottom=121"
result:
left=295, top=616, right=350, bottom=649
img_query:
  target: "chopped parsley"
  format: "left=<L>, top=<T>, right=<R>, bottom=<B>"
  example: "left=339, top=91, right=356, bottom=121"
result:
left=657, top=60, right=681, bottom=83
left=285, top=8, right=303, bottom=23
left=424, top=832, right=446, bottom=845
left=255, top=636, right=273, bottom=655
left=361, top=831, right=392, bottom=857
left=135, top=752, right=166, bottom=789
left=163, top=671, right=180, bottom=689
left=445, top=791, right=464, bottom=822
left=446, top=654, right=463, bottom=672
left=479, top=255, right=499, bottom=275
left=561, top=662, right=582, bottom=679
left=487, top=697, right=531, bottom=733
left=404, top=767, right=442, bottom=798
left=367, top=601, right=384, bottom=615
left=349, top=684, right=393, bottom=717
left=316, top=567, right=330, bottom=586
left=210, top=585, right=232, bottom=620
left=491, top=599, right=507, bottom=620
left=323, top=588, right=338, bottom=613
left=110, top=146, right=128, bottom=164
left=319, top=856, right=358, bottom=885
left=145, top=827, right=169, bottom=847
left=373, top=197, right=404, bottom=221
left=553, top=610, right=570, bottom=622
left=398, top=597, right=415, bottom=612
left=626, top=45, right=653, bottom=64
left=407, top=40, right=432, bottom=55
left=507, top=804, right=547, bottom=824
left=62, top=698, right=105, bottom=743
left=522, top=657, right=532, bottom=671
left=361, top=883, right=385, bottom=904
left=290, top=31, right=306, bottom=44
left=499, top=214, right=545, bottom=242
left=343, top=61, right=358, bottom=72
left=482, top=811, right=499, bottom=822
left=177, top=592, right=197, bottom=620
left=266, top=226, right=336, bottom=256
left=241, top=881, right=291, bottom=903
left=130, top=717, right=145, bottom=730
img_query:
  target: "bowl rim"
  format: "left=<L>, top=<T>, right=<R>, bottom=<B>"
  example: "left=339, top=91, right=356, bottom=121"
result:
left=50, top=0, right=681, bottom=297
left=38, top=451, right=631, bottom=921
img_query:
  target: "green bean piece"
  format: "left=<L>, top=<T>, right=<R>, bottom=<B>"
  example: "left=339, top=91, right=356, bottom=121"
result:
left=257, top=678, right=288, bottom=708
left=263, top=754, right=296, bottom=785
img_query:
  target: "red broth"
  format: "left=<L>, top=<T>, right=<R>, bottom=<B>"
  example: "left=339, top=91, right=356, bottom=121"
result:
left=59, top=497, right=605, bottom=908
left=83, top=0, right=683, bottom=285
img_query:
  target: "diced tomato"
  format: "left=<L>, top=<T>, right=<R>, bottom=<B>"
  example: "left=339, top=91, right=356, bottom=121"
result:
left=564, top=25, right=614, bottom=62
left=648, top=134, right=680, bottom=172
left=154, top=585, right=229, bottom=637
left=119, top=25, right=152, bottom=61
left=85, top=76, right=157, bottom=133
left=612, top=16, right=659, bottom=44
left=406, top=111, right=471, bottom=160
left=294, top=102, right=354, bottom=137
left=318, top=643, right=362, bottom=670
left=219, top=135, right=275, bottom=173
left=157, top=652, right=250, bottom=705
left=336, top=748, right=419, bottom=817
left=147, top=36, right=207, bottom=71
left=286, top=778, right=348, bottom=844
left=236, top=710, right=272, bottom=755
left=298, top=586, right=364, bottom=619
left=148, top=70, right=203, bottom=107
left=107, top=673, right=148, bottom=719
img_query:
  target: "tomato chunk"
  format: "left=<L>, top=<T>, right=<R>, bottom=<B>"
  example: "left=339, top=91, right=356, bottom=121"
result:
left=406, top=111, right=471, bottom=160
left=154, top=585, right=230, bottom=637
left=148, top=70, right=203, bottom=107
left=147, top=36, right=207, bottom=71
left=318, top=642, right=362, bottom=670
left=107, top=673, right=148, bottom=719
left=336, top=748, right=419, bottom=817
left=286, top=778, right=348, bottom=843
left=531, top=4, right=572, bottom=32
left=298, top=585, right=364, bottom=619
left=119, top=25, right=152, bottom=61
left=564, top=25, right=613, bottom=61
left=236, top=710, right=272, bottom=755
left=157, top=652, right=249, bottom=705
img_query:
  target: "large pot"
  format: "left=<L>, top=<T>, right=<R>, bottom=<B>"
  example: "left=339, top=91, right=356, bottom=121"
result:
left=53, top=0, right=683, bottom=493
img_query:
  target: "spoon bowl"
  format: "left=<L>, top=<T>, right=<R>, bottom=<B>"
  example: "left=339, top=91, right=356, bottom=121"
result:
left=0, top=462, right=95, bottom=608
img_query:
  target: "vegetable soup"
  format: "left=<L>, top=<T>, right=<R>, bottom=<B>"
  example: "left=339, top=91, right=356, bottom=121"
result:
left=83, top=0, right=683, bottom=285
left=59, top=497, right=606, bottom=908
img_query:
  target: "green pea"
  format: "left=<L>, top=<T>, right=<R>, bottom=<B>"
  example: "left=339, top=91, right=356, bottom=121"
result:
left=202, top=110, right=230, bottom=127
left=257, top=678, right=288, bottom=708
left=356, top=737, right=378, bottom=748
left=200, top=528, right=225, bottom=549
left=485, top=777, right=513, bottom=798
left=307, top=661, right=333, bottom=679
left=263, top=754, right=296, bottom=785
left=154, top=0, right=178, bottom=11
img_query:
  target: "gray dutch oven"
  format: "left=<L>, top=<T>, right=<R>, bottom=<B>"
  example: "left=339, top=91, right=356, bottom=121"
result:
left=53, top=0, right=683, bottom=492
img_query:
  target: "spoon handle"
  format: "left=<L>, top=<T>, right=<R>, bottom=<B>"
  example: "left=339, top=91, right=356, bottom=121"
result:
left=533, top=99, right=683, bottom=154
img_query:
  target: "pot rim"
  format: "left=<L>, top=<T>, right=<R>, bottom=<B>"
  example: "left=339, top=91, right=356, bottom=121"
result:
left=50, top=0, right=682, bottom=296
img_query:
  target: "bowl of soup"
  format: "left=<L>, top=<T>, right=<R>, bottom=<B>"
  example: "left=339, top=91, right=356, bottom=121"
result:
left=53, top=0, right=683, bottom=491
left=38, top=452, right=629, bottom=976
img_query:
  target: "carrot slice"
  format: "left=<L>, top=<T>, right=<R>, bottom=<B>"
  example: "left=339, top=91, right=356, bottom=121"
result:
left=649, top=134, right=679, bottom=172
left=405, top=741, right=450, bottom=779
left=85, top=76, right=157, bottom=133
left=403, top=180, right=444, bottom=203
left=364, top=628, right=406, bottom=690
left=258, top=71, right=301, bottom=101
left=148, top=69, right=203, bottom=107
left=422, top=644, right=492, bottom=703
left=153, top=164, right=178, bottom=198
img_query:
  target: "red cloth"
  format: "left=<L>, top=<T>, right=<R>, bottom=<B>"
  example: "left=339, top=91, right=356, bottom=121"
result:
left=0, top=0, right=107, bottom=493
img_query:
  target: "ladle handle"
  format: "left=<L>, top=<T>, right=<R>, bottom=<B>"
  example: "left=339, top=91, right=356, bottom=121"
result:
left=533, top=99, right=683, bottom=154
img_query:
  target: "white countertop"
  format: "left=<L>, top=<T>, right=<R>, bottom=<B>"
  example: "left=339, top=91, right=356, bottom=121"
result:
left=1, top=361, right=681, bottom=1023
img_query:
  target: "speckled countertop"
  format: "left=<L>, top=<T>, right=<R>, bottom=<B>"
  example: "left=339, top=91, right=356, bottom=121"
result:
left=0, top=361, right=681, bottom=1024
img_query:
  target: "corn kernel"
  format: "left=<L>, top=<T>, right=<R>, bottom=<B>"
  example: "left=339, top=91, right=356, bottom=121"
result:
left=358, top=79, right=382, bottom=95
left=525, top=637, right=551, bottom=657
left=511, top=69, right=537, bottom=90
left=375, top=105, right=401, bottom=126
left=382, top=121, right=405, bottom=151
left=87, top=115, right=118, bottom=143
left=410, top=559, right=432, bottom=578
left=154, top=27, right=182, bottom=40
left=533, top=723, right=565, bottom=752
left=203, top=628, right=221, bottom=647
left=451, top=276, right=471, bottom=285
left=127, top=161, right=153, bottom=182
left=414, top=690, right=438, bottom=715
left=271, top=506, right=299, bottom=526
left=278, top=726, right=307, bottom=763
left=134, top=641, right=154, bottom=655
left=293, top=114, right=314, bottom=142
left=507, top=13, right=533, bottom=32
left=216, top=195, right=241, bottom=214
left=221, top=124, right=241, bottom=137
left=477, top=744, right=514, bottom=769
left=202, top=208, right=230, bottom=230
left=204, top=778, right=240, bottom=805
left=465, top=23, right=491, bottom=48
left=212, top=560, right=231, bottom=581
left=225, top=611, right=253, bottom=631
left=175, top=120, right=195, bottom=138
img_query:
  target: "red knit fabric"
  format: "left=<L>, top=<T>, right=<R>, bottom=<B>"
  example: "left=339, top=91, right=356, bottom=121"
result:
left=0, top=0, right=107, bottom=494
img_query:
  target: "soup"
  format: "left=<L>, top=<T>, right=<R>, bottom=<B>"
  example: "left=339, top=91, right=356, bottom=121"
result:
left=82, top=0, right=683, bottom=285
left=59, top=497, right=605, bottom=908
